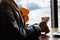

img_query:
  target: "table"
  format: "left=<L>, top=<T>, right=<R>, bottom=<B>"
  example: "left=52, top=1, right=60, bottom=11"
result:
left=38, top=28, right=60, bottom=40
left=39, top=34, right=60, bottom=40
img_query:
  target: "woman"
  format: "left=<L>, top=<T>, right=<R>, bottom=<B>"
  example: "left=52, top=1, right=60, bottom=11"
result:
left=0, top=0, right=50, bottom=40
left=0, top=0, right=41, bottom=40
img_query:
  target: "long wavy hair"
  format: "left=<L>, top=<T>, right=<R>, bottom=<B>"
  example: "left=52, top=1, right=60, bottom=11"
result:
left=1, top=0, right=18, bottom=8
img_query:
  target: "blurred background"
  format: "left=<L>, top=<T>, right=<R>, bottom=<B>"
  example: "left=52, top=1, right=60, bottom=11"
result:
left=15, top=0, right=60, bottom=32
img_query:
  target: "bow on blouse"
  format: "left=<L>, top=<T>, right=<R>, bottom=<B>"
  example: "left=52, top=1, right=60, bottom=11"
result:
left=19, top=7, right=29, bottom=28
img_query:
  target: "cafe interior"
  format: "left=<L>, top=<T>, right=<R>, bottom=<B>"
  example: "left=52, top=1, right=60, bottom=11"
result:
left=0, top=0, right=60, bottom=40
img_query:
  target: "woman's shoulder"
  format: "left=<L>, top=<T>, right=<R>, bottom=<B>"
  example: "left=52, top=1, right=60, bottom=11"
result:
left=0, top=1, right=11, bottom=8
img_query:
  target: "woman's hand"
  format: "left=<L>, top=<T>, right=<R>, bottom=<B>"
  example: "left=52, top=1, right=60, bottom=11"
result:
left=39, top=22, right=50, bottom=34
left=39, top=17, right=50, bottom=34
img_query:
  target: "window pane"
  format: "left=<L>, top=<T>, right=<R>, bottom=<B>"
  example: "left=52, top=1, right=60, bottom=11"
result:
left=58, top=0, right=60, bottom=32
left=16, top=0, right=51, bottom=30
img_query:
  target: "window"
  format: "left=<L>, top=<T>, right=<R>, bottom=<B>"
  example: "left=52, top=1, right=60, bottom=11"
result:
left=58, top=0, right=60, bottom=32
left=16, top=0, right=51, bottom=29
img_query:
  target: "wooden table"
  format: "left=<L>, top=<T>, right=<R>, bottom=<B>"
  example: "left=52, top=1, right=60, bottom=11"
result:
left=39, top=34, right=60, bottom=40
left=38, top=28, right=60, bottom=40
